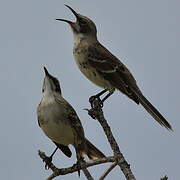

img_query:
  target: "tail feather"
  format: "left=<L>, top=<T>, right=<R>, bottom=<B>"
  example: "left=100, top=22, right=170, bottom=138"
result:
left=131, top=87, right=172, bottom=131
left=84, top=138, right=105, bottom=160
left=53, top=142, right=72, bottom=157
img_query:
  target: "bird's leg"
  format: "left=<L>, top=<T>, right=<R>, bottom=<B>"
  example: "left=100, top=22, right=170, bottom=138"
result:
left=89, top=89, right=107, bottom=108
left=72, top=158, right=84, bottom=177
left=73, top=147, right=86, bottom=177
left=86, top=89, right=115, bottom=119
left=101, top=91, right=114, bottom=103
left=44, top=147, right=58, bottom=170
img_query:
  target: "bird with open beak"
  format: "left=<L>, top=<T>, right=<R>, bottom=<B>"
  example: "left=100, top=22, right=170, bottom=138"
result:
left=56, top=5, right=172, bottom=131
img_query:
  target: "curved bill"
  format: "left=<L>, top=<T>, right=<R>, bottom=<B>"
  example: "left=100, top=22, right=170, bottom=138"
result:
left=56, top=5, right=80, bottom=23
left=64, top=5, right=79, bottom=19
left=55, top=19, right=73, bottom=24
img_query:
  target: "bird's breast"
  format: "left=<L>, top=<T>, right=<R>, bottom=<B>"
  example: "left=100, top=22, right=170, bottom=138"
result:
left=73, top=44, right=112, bottom=90
left=38, top=102, right=75, bottom=146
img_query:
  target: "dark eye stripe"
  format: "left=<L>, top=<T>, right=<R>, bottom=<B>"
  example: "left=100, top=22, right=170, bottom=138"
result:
left=52, top=77, right=61, bottom=93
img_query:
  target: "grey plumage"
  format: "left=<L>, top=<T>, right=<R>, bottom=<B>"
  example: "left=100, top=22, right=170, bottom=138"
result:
left=37, top=67, right=105, bottom=161
left=56, top=5, right=172, bottom=130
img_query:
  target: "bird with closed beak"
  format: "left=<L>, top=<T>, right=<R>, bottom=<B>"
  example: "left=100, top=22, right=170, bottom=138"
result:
left=56, top=5, right=172, bottom=131
left=37, top=67, right=105, bottom=169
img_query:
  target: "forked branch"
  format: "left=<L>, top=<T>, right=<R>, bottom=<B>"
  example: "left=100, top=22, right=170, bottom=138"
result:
left=85, top=98, right=136, bottom=180
left=38, top=150, right=115, bottom=180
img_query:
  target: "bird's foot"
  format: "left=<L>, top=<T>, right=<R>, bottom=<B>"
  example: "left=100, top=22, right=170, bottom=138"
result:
left=89, top=95, right=103, bottom=109
left=43, top=156, right=53, bottom=170
left=85, top=96, right=103, bottom=119
left=73, top=160, right=83, bottom=177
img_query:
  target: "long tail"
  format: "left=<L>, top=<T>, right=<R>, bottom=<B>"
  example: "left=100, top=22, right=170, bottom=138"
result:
left=131, top=86, right=172, bottom=131
left=84, top=138, right=105, bottom=160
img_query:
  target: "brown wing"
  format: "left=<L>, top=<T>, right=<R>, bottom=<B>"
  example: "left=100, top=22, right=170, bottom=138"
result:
left=88, top=43, right=140, bottom=104
left=54, top=95, right=85, bottom=143
left=88, top=44, right=172, bottom=130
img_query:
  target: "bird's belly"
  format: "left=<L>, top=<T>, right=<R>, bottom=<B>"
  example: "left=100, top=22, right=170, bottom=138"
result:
left=74, top=54, right=111, bottom=89
left=80, top=66, right=106, bottom=87
left=41, top=119, right=74, bottom=146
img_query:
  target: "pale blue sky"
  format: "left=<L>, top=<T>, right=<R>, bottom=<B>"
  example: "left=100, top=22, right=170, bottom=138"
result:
left=0, top=0, right=179, bottom=179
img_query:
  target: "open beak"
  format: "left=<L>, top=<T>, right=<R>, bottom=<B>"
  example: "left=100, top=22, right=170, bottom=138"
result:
left=56, top=5, right=80, bottom=24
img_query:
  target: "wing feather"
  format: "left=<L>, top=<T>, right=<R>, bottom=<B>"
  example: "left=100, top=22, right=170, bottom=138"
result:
left=54, top=95, right=85, bottom=142
left=88, top=44, right=140, bottom=103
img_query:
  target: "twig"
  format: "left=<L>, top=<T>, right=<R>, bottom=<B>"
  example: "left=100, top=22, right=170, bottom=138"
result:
left=99, top=162, right=117, bottom=180
left=46, top=173, right=56, bottom=180
left=86, top=99, right=136, bottom=180
left=38, top=150, right=115, bottom=179
left=82, top=168, right=94, bottom=180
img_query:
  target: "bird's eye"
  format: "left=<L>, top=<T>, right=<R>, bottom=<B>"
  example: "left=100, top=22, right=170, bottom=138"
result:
left=42, top=88, right=44, bottom=93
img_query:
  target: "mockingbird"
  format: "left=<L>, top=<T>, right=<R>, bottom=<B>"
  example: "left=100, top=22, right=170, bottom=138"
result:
left=37, top=67, right=105, bottom=169
left=56, top=5, right=172, bottom=130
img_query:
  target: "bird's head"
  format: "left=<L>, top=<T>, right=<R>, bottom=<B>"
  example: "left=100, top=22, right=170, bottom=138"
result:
left=56, top=5, right=97, bottom=39
left=42, top=67, right=62, bottom=95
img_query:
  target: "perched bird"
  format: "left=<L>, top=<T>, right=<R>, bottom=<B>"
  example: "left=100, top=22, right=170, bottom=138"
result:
left=56, top=5, right=172, bottom=130
left=37, top=67, right=105, bottom=168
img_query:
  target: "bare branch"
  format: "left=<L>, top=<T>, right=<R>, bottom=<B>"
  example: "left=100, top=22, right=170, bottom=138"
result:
left=38, top=150, right=115, bottom=179
left=82, top=168, right=94, bottom=180
left=86, top=99, right=136, bottom=180
left=99, top=162, right=117, bottom=180
left=46, top=173, right=56, bottom=180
